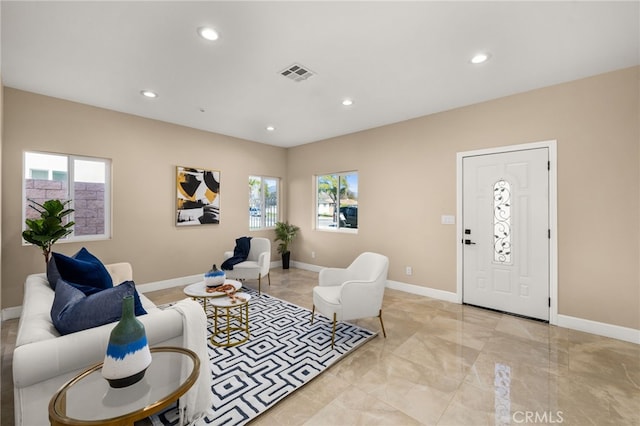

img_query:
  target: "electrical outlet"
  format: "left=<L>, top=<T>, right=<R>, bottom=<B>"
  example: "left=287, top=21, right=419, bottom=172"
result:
left=311, top=251, right=316, bottom=259
left=405, top=266, right=412, bottom=276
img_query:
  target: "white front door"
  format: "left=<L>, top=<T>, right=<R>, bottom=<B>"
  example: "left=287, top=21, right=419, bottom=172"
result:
left=462, top=148, right=549, bottom=321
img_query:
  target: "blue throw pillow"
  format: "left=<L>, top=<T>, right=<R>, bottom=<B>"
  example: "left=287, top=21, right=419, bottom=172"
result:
left=48, top=247, right=113, bottom=291
left=51, top=279, right=147, bottom=335
left=69, top=280, right=146, bottom=313
left=46, top=256, right=62, bottom=290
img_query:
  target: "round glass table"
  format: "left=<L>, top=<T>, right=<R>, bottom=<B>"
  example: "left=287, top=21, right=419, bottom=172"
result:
left=49, top=346, right=199, bottom=426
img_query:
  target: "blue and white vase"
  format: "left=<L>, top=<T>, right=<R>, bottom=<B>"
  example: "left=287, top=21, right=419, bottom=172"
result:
left=205, top=264, right=226, bottom=287
left=102, top=295, right=152, bottom=388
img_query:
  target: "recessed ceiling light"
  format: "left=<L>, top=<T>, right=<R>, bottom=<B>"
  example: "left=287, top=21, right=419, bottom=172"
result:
left=470, top=52, right=491, bottom=64
left=198, top=27, right=219, bottom=41
left=266, top=126, right=275, bottom=132
left=342, top=98, right=354, bottom=106
left=140, top=90, right=158, bottom=98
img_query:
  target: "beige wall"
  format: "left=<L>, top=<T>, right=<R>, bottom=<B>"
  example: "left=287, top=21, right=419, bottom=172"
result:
left=2, top=67, right=638, bottom=331
left=288, top=66, right=640, bottom=330
left=2, top=89, right=286, bottom=308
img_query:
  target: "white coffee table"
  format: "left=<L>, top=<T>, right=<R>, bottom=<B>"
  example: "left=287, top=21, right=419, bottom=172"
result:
left=183, top=279, right=242, bottom=314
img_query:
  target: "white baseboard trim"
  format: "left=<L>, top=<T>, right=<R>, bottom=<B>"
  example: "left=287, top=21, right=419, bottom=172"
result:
left=2, top=306, right=22, bottom=321
left=4, top=266, right=638, bottom=346
left=557, top=314, right=640, bottom=345
left=136, top=273, right=203, bottom=293
left=291, top=261, right=323, bottom=273
left=1, top=274, right=204, bottom=321
left=293, top=261, right=458, bottom=303
left=386, top=280, right=459, bottom=303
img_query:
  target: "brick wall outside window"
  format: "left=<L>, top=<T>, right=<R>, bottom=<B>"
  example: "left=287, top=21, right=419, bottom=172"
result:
left=25, top=179, right=105, bottom=236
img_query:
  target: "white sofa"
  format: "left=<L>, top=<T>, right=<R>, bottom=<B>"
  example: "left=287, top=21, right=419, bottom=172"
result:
left=12, top=262, right=204, bottom=426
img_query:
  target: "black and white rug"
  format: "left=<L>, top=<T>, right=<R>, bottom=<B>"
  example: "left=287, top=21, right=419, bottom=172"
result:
left=150, top=288, right=376, bottom=425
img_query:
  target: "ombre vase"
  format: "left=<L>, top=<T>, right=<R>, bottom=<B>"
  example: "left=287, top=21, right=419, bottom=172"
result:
left=204, top=264, right=226, bottom=287
left=102, top=295, right=152, bottom=388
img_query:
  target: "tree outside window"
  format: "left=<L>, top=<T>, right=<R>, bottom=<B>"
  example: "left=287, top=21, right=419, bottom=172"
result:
left=249, top=176, right=279, bottom=230
left=316, top=172, right=358, bottom=230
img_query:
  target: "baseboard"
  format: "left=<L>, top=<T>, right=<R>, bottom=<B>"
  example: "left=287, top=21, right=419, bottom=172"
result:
left=290, top=261, right=323, bottom=272
left=293, top=261, right=458, bottom=302
left=136, top=273, right=203, bottom=293
left=557, top=314, right=640, bottom=345
left=0, top=275, right=204, bottom=321
left=386, top=279, right=459, bottom=303
left=2, top=306, right=22, bottom=321
left=1, top=266, right=280, bottom=321
left=4, top=266, right=638, bottom=346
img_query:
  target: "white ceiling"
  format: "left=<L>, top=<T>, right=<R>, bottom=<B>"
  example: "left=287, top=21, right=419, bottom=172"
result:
left=2, top=1, right=639, bottom=148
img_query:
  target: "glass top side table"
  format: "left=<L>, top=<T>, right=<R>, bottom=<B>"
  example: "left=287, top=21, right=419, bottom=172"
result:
left=49, top=346, right=199, bottom=426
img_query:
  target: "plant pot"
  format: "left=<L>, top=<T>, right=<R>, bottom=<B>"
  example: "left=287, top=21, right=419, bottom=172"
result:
left=282, top=251, right=291, bottom=269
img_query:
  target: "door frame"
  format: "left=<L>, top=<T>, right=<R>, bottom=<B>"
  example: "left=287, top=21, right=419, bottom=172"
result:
left=456, top=140, right=558, bottom=325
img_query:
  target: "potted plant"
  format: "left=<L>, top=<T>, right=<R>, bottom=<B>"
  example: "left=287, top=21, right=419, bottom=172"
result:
left=274, top=221, right=300, bottom=269
left=22, top=199, right=74, bottom=265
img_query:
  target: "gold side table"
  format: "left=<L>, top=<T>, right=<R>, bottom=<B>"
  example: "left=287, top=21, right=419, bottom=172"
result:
left=209, top=292, right=252, bottom=347
left=49, top=346, right=199, bottom=426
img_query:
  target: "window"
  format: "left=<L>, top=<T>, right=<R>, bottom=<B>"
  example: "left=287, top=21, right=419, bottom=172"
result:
left=493, top=178, right=512, bottom=263
left=23, top=151, right=111, bottom=241
left=29, top=169, right=49, bottom=180
left=249, top=176, right=279, bottom=230
left=316, top=171, right=358, bottom=231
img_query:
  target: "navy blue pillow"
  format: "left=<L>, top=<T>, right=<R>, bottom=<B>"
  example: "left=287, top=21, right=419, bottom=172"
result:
left=64, top=279, right=147, bottom=313
left=51, top=280, right=147, bottom=335
left=48, top=248, right=113, bottom=291
left=46, top=256, right=62, bottom=290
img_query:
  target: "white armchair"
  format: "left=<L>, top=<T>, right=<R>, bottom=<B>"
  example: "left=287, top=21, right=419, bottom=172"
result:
left=223, top=237, right=271, bottom=294
left=310, top=252, right=389, bottom=348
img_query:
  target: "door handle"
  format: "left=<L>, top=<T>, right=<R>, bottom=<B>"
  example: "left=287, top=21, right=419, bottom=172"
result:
left=464, top=239, right=476, bottom=245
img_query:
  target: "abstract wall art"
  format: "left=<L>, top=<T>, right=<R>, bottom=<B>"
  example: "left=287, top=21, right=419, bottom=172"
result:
left=176, top=166, right=220, bottom=226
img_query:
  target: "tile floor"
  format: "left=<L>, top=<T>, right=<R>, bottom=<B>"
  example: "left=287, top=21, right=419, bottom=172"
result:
left=2, top=267, right=639, bottom=425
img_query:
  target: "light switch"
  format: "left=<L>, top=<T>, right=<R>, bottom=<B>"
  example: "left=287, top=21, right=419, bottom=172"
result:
left=441, top=215, right=455, bottom=225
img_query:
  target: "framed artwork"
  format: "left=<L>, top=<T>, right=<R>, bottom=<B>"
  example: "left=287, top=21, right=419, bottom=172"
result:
left=176, top=166, right=220, bottom=226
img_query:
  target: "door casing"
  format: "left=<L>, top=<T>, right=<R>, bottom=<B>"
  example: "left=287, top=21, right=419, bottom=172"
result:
left=456, top=140, right=558, bottom=325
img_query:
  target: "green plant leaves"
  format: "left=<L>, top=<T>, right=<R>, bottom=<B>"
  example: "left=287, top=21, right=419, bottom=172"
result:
left=274, top=221, right=300, bottom=255
left=23, top=198, right=75, bottom=262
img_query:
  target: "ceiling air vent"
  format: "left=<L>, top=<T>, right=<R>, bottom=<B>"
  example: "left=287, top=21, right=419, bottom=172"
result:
left=280, top=63, right=315, bottom=82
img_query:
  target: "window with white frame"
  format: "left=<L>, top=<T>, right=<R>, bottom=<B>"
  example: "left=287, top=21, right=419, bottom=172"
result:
left=316, top=171, right=358, bottom=231
left=249, top=176, right=279, bottom=230
left=23, top=151, right=111, bottom=242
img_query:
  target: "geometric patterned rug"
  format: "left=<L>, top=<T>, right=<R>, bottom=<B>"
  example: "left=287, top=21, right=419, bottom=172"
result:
left=150, top=287, right=376, bottom=425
